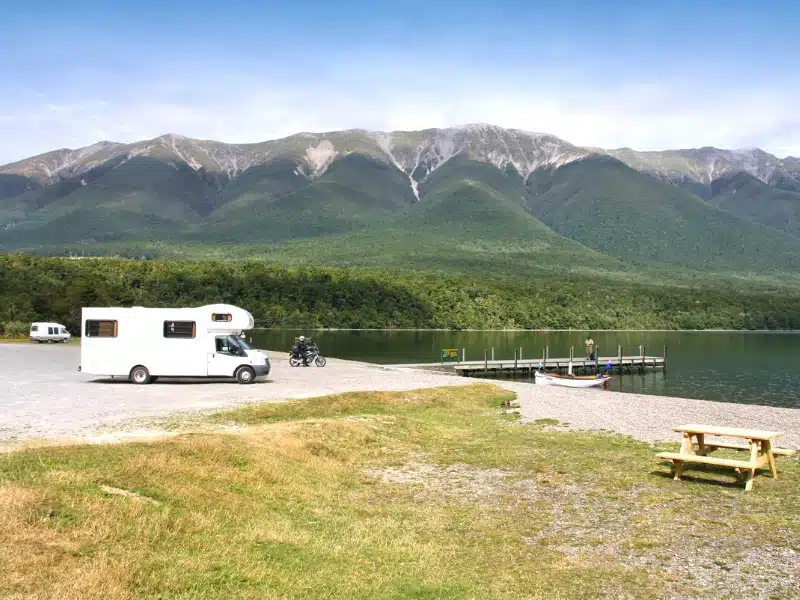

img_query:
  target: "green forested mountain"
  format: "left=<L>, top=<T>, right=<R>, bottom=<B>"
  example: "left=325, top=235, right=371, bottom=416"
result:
left=199, top=153, right=417, bottom=243
left=523, top=156, right=799, bottom=271
left=1, top=125, right=798, bottom=281
left=709, top=172, right=800, bottom=238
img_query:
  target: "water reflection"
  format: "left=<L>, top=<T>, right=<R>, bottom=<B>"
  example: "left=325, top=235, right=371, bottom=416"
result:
left=250, top=329, right=799, bottom=408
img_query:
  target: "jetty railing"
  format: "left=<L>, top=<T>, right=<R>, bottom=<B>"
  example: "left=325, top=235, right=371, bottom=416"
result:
left=424, top=345, right=668, bottom=377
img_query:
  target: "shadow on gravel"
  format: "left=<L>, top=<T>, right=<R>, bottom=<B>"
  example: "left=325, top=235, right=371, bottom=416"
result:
left=87, top=378, right=275, bottom=385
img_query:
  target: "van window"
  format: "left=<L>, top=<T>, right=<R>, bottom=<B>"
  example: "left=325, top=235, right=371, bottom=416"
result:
left=215, top=336, right=234, bottom=353
left=48, top=327, right=54, bottom=335
left=31, top=325, right=38, bottom=332
left=212, top=313, right=232, bottom=322
left=164, top=321, right=196, bottom=339
left=85, top=320, right=118, bottom=337
left=61, top=328, right=68, bottom=334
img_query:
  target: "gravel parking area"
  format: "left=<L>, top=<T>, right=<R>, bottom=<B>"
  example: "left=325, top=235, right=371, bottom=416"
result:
left=0, top=344, right=467, bottom=443
left=1, top=344, right=799, bottom=450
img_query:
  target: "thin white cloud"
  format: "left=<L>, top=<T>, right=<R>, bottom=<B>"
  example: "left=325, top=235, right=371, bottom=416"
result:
left=1, top=66, right=798, bottom=165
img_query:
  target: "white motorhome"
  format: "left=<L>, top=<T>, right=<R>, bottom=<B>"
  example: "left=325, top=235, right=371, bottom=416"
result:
left=78, top=303, right=270, bottom=384
left=30, top=322, right=71, bottom=343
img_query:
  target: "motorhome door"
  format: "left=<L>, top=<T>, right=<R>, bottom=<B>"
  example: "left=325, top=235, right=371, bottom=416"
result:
left=207, top=335, right=244, bottom=377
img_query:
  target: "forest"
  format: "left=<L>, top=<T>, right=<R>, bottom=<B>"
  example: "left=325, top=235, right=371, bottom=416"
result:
left=1, top=254, right=798, bottom=336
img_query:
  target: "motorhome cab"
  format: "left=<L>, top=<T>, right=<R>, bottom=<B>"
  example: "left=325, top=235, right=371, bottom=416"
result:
left=79, top=304, right=270, bottom=384
left=30, top=322, right=71, bottom=343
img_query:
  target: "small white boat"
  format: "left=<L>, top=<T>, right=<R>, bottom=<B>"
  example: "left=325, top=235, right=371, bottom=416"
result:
left=534, top=371, right=610, bottom=388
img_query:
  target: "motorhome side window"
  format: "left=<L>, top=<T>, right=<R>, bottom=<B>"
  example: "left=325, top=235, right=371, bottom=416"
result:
left=216, top=336, right=234, bottom=353
left=31, top=325, right=38, bottom=332
left=85, top=320, right=118, bottom=337
left=212, top=313, right=232, bottom=322
left=163, top=320, right=196, bottom=339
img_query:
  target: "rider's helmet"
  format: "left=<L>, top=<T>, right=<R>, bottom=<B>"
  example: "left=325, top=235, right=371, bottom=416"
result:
left=299, top=335, right=305, bottom=342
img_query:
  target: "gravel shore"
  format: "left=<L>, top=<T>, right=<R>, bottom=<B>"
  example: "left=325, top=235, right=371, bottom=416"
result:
left=1, top=344, right=798, bottom=450
left=504, top=379, right=800, bottom=448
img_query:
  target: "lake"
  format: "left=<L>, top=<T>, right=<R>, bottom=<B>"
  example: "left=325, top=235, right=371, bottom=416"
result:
left=250, top=330, right=800, bottom=409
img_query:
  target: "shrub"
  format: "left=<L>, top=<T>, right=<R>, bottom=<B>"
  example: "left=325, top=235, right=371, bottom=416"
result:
left=2, top=321, right=30, bottom=338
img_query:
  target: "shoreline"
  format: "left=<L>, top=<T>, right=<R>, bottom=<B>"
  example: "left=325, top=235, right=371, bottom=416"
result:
left=1, top=344, right=798, bottom=453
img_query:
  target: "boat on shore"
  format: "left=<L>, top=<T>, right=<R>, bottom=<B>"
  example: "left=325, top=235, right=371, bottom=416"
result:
left=534, top=371, right=611, bottom=388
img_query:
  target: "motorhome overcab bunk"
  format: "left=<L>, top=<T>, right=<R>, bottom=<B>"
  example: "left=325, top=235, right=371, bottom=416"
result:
left=79, top=304, right=270, bottom=384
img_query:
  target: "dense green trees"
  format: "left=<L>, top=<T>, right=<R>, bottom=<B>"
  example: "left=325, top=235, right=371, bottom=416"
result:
left=1, top=255, right=798, bottom=334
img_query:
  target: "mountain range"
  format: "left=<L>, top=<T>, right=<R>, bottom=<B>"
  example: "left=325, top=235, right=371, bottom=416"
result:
left=1, top=124, right=798, bottom=276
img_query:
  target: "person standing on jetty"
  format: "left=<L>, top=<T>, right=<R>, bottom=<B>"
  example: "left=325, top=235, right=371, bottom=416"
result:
left=584, top=335, right=595, bottom=359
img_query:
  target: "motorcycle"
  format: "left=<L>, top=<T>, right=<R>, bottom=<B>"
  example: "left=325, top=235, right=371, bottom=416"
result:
left=289, top=342, right=327, bottom=367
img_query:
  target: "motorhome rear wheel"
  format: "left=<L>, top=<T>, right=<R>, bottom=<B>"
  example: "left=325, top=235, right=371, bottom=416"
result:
left=130, top=365, right=152, bottom=385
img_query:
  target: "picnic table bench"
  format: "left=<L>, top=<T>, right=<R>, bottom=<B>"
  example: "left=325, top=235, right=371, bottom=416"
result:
left=656, top=424, right=795, bottom=491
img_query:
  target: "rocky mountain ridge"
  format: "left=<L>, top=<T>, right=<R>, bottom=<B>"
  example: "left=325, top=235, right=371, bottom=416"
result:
left=603, top=146, right=800, bottom=191
left=3, top=124, right=798, bottom=197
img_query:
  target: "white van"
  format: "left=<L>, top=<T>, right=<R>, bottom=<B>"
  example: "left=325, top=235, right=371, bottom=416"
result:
left=78, top=303, right=270, bottom=384
left=30, top=322, right=71, bottom=343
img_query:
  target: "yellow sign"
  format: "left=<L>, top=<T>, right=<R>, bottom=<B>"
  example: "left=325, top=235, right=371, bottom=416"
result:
left=441, top=348, right=459, bottom=360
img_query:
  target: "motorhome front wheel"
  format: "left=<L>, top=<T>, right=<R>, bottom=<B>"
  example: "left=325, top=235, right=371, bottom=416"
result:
left=236, top=366, right=256, bottom=384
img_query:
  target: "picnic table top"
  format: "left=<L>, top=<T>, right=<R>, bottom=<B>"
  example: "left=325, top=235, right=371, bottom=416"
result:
left=673, top=423, right=783, bottom=440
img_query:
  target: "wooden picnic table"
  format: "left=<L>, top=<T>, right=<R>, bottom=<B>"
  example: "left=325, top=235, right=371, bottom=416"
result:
left=656, top=423, right=794, bottom=491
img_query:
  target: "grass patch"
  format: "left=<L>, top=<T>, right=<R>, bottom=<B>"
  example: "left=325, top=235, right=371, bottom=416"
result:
left=1, top=383, right=798, bottom=599
left=531, top=418, right=560, bottom=428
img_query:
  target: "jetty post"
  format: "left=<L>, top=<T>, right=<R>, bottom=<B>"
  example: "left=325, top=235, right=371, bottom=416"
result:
left=595, top=345, right=600, bottom=374
left=514, top=348, right=518, bottom=373
left=663, top=345, right=668, bottom=371
left=484, top=349, right=488, bottom=373
left=617, top=345, right=622, bottom=373
left=462, top=348, right=466, bottom=363
left=491, top=347, right=495, bottom=361
left=641, top=345, right=646, bottom=371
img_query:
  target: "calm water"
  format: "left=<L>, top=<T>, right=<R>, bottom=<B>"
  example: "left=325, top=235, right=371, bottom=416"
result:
left=251, top=330, right=800, bottom=408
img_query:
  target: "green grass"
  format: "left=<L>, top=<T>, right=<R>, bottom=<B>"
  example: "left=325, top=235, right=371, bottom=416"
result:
left=1, top=384, right=798, bottom=599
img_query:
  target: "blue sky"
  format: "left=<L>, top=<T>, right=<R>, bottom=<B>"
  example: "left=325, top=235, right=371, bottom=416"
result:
left=1, top=0, right=798, bottom=164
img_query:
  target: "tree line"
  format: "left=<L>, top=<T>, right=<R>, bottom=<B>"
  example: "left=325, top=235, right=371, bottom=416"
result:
left=1, top=254, right=798, bottom=336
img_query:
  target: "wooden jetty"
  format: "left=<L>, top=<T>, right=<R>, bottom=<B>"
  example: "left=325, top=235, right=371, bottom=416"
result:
left=454, top=355, right=664, bottom=377
left=388, top=344, right=668, bottom=378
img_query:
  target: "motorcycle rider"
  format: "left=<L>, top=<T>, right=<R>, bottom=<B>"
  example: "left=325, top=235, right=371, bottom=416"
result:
left=296, top=335, right=310, bottom=366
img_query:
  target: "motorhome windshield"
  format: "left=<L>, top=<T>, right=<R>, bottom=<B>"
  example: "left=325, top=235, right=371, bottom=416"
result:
left=228, top=336, right=251, bottom=351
